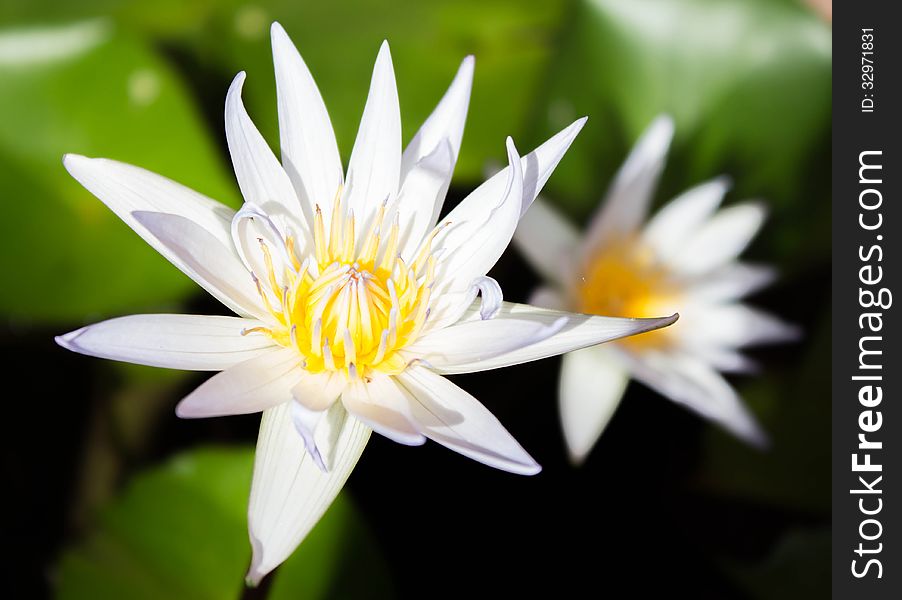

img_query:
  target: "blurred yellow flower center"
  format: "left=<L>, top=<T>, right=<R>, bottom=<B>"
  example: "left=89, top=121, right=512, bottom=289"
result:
left=576, top=236, right=678, bottom=351
left=245, top=197, right=436, bottom=379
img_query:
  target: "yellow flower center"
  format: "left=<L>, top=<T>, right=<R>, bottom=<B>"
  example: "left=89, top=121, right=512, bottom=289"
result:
left=576, top=236, right=679, bottom=351
left=243, top=196, right=436, bottom=379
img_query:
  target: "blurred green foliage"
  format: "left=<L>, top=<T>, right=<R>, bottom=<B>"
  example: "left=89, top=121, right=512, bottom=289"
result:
left=0, top=0, right=830, bottom=323
left=727, top=529, right=831, bottom=600
left=532, top=0, right=831, bottom=269
left=0, top=20, right=238, bottom=321
left=56, top=447, right=391, bottom=599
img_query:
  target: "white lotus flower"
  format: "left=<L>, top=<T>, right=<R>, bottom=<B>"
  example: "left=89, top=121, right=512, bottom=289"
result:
left=514, top=116, right=800, bottom=464
left=56, top=24, right=677, bottom=583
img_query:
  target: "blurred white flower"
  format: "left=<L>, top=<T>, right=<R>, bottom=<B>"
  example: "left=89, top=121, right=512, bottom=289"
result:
left=57, top=23, right=676, bottom=583
left=514, top=116, right=800, bottom=464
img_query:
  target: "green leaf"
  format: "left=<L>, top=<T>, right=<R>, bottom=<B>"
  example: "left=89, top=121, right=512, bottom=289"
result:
left=55, top=447, right=254, bottom=600
left=268, top=487, right=393, bottom=600
left=56, top=446, right=391, bottom=600
left=726, top=529, right=831, bottom=600
left=530, top=0, right=831, bottom=265
left=0, top=20, right=239, bottom=322
left=1, top=0, right=570, bottom=180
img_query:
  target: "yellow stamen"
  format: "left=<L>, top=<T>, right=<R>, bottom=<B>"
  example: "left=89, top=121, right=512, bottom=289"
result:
left=242, top=189, right=437, bottom=378
left=285, top=235, right=302, bottom=271
left=576, top=235, right=679, bottom=351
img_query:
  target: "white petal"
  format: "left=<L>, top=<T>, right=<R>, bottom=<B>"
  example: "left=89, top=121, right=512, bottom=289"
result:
left=691, top=346, right=759, bottom=374
left=518, top=117, right=587, bottom=215
left=341, top=374, right=425, bottom=446
left=404, top=313, right=567, bottom=369
left=395, top=140, right=455, bottom=260
left=688, top=263, right=778, bottom=302
left=229, top=203, right=296, bottom=295
left=395, top=56, right=474, bottom=255
left=432, top=137, right=523, bottom=293
left=672, top=202, right=767, bottom=276
left=421, top=276, right=502, bottom=334
left=427, top=302, right=678, bottom=375
left=401, top=56, right=473, bottom=178
left=132, top=211, right=269, bottom=321
left=471, top=276, right=504, bottom=319
left=225, top=72, right=309, bottom=243
left=397, top=366, right=540, bottom=475
left=344, top=41, right=401, bottom=236
left=291, top=370, right=347, bottom=411
left=622, top=351, right=768, bottom=447
left=247, top=402, right=370, bottom=585
left=56, top=314, right=274, bottom=371
left=513, top=197, right=580, bottom=286
left=290, top=401, right=329, bottom=472
left=175, top=348, right=301, bottom=418
left=682, top=304, right=801, bottom=349
left=559, top=345, right=629, bottom=464
left=643, top=177, right=729, bottom=257
left=271, top=22, right=343, bottom=223
left=583, top=115, right=674, bottom=252
left=62, top=155, right=235, bottom=248
left=61, top=156, right=267, bottom=318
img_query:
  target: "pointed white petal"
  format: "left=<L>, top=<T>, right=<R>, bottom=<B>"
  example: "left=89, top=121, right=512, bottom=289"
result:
left=682, top=304, right=801, bottom=349
left=688, top=263, right=778, bottom=302
left=290, top=401, right=329, bottom=472
left=404, top=312, right=567, bottom=369
left=394, top=56, right=474, bottom=255
left=559, top=345, right=629, bottom=464
left=247, top=402, right=370, bottom=585
left=513, top=197, right=580, bottom=286
left=528, top=286, right=566, bottom=310
left=291, top=370, right=347, bottom=411
left=691, top=346, right=759, bottom=374
left=56, top=314, right=274, bottom=371
left=342, top=374, right=425, bottom=446
left=225, top=72, right=308, bottom=241
left=583, top=115, right=674, bottom=252
left=401, top=56, right=473, bottom=179
left=474, top=117, right=588, bottom=216
left=672, top=202, right=767, bottom=276
left=622, top=351, right=768, bottom=447
left=229, top=203, right=296, bottom=293
left=63, top=155, right=235, bottom=248
left=643, top=177, right=729, bottom=257
left=175, top=348, right=301, bottom=418
left=344, top=41, right=401, bottom=234
left=271, top=22, right=343, bottom=223
left=61, top=156, right=266, bottom=317
left=421, top=276, right=503, bottom=334
left=427, top=118, right=586, bottom=291
left=453, top=117, right=586, bottom=222
left=518, top=118, right=587, bottom=215
left=397, top=366, right=540, bottom=475
left=421, top=292, right=478, bottom=334
left=427, top=302, right=677, bottom=375
left=395, top=140, right=455, bottom=260
left=432, top=137, right=522, bottom=293
left=132, top=211, right=269, bottom=321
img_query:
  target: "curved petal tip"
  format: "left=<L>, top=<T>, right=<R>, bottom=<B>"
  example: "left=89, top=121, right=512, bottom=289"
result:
left=54, top=329, right=83, bottom=352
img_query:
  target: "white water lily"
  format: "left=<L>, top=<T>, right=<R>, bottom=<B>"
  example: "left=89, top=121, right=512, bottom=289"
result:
left=514, top=116, right=800, bottom=464
left=56, top=24, right=676, bottom=583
